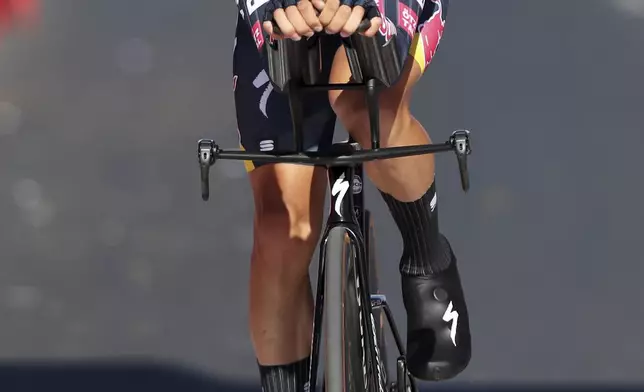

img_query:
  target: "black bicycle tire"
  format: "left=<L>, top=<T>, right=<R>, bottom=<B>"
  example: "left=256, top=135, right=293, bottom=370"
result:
left=324, top=227, right=366, bottom=392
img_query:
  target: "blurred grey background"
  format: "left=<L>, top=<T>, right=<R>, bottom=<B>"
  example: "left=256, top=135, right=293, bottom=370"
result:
left=0, top=0, right=643, bottom=390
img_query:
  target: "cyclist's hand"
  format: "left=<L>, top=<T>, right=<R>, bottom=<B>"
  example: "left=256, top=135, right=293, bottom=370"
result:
left=263, top=0, right=323, bottom=41
left=312, top=0, right=380, bottom=37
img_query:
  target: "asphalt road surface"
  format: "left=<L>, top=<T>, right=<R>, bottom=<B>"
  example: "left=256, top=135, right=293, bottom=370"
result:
left=1, top=0, right=643, bottom=390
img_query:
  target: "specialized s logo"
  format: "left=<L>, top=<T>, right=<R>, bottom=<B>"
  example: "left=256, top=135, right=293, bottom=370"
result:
left=442, top=301, right=459, bottom=346
left=253, top=70, right=274, bottom=118
left=331, top=173, right=350, bottom=216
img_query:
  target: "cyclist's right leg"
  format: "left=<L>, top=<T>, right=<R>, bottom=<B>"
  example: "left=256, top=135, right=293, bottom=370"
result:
left=233, top=14, right=340, bottom=392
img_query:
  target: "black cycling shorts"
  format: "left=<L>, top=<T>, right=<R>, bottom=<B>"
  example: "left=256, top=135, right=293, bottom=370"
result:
left=232, top=0, right=449, bottom=172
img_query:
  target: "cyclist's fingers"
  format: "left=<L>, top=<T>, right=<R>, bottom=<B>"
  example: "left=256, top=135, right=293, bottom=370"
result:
left=311, top=0, right=325, bottom=12
left=273, top=7, right=301, bottom=40
left=325, top=4, right=352, bottom=35
left=318, top=0, right=340, bottom=27
left=297, top=0, right=323, bottom=32
left=285, top=5, right=313, bottom=37
left=361, top=16, right=381, bottom=37
left=263, top=21, right=287, bottom=40
left=262, top=20, right=274, bottom=35
left=340, top=5, right=364, bottom=37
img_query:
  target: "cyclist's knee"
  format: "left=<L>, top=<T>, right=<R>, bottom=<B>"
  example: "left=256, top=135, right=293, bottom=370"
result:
left=254, top=202, right=316, bottom=251
left=328, top=56, right=417, bottom=143
left=329, top=86, right=411, bottom=145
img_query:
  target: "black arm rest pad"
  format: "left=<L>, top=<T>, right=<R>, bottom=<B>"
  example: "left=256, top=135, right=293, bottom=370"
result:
left=264, top=33, right=404, bottom=93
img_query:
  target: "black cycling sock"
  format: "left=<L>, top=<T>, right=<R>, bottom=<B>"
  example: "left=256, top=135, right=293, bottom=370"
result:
left=258, top=356, right=310, bottom=392
left=380, top=182, right=453, bottom=276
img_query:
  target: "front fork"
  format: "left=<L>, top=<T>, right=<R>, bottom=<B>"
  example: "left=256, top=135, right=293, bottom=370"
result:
left=370, top=294, right=418, bottom=392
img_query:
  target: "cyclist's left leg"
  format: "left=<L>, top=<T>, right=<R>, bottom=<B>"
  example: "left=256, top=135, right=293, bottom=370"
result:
left=327, top=0, right=472, bottom=381
left=233, top=14, right=341, bottom=392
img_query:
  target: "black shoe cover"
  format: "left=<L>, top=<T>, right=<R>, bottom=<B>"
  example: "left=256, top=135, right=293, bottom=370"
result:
left=402, top=259, right=472, bottom=381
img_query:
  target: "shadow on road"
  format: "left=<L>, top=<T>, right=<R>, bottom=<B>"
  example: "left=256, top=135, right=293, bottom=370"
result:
left=0, top=358, right=640, bottom=392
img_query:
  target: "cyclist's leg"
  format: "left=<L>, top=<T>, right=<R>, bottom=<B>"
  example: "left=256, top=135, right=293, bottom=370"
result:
left=327, top=0, right=472, bottom=381
left=329, top=0, right=445, bottom=202
left=233, top=15, right=339, bottom=392
left=248, top=164, right=325, bottom=365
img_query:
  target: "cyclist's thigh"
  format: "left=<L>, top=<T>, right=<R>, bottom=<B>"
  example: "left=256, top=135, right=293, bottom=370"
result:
left=233, top=15, right=338, bottom=234
left=233, top=14, right=340, bottom=172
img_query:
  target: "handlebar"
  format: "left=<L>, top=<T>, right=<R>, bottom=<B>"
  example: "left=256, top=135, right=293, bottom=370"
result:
left=198, top=17, right=472, bottom=202
left=197, top=130, right=472, bottom=201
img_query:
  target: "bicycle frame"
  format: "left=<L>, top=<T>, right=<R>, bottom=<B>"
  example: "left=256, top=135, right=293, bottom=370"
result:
left=310, top=147, right=372, bottom=391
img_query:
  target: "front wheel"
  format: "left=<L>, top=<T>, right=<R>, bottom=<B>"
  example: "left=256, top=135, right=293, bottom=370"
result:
left=323, top=227, right=385, bottom=392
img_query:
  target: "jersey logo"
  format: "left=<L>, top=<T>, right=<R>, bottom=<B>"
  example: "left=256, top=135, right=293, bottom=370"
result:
left=399, top=3, right=418, bottom=38
left=331, top=173, right=350, bottom=216
left=378, top=17, right=396, bottom=43
left=442, top=301, right=459, bottom=346
left=253, top=70, right=274, bottom=118
left=259, top=139, right=274, bottom=152
left=250, top=20, right=264, bottom=49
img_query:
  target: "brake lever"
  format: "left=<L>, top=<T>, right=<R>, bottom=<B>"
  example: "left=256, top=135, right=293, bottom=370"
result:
left=197, top=139, right=218, bottom=201
left=449, top=130, right=472, bottom=192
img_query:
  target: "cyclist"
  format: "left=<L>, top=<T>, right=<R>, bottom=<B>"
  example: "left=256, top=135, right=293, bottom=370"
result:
left=233, top=0, right=471, bottom=389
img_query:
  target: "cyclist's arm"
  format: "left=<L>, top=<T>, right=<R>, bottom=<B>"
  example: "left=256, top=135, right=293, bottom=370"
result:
left=236, top=0, right=270, bottom=49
